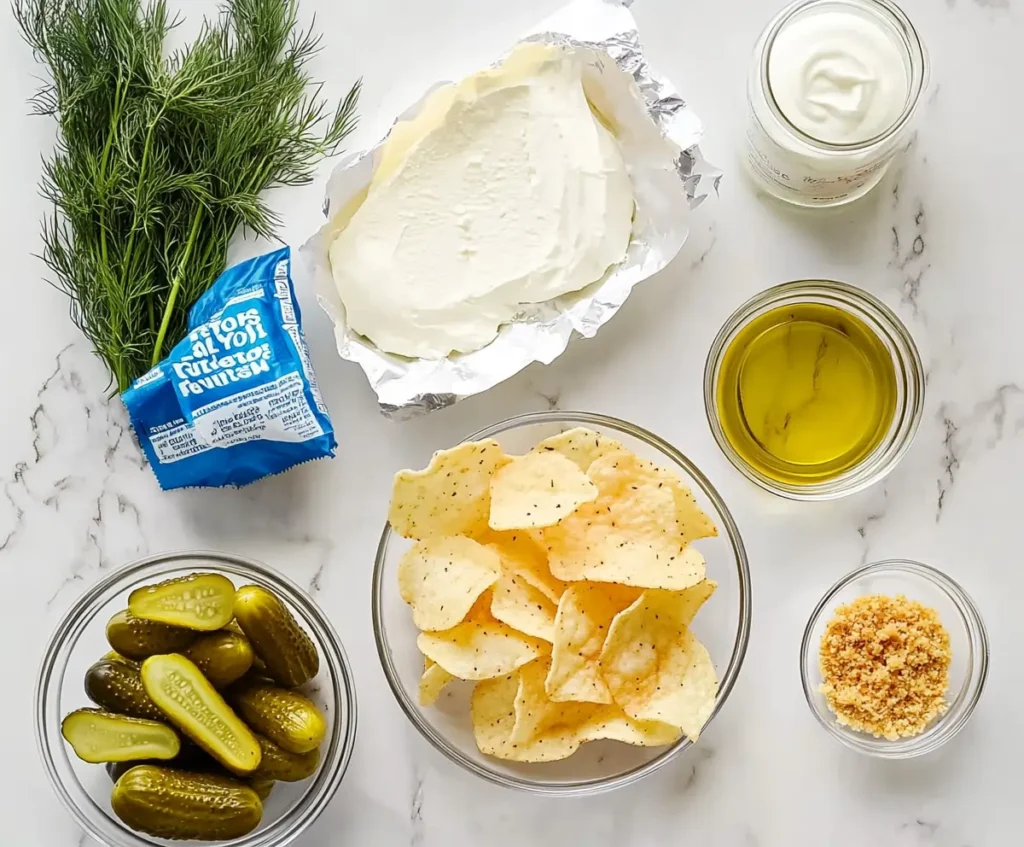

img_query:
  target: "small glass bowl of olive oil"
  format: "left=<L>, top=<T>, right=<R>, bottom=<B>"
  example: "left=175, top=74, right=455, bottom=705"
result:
left=704, top=280, right=924, bottom=500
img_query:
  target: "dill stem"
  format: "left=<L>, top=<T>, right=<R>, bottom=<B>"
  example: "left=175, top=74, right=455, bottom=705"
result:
left=117, top=106, right=165, bottom=340
left=97, top=77, right=126, bottom=271
left=152, top=205, right=204, bottom=367
left=99, top=78, right=130, bottom=390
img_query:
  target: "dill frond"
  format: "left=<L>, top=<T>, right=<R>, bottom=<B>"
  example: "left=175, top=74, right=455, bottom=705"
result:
left=15, top=0, right=360, bottom=391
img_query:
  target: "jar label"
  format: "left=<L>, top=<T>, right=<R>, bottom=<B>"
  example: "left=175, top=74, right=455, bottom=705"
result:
left=744, top=120, right=896, bottom=204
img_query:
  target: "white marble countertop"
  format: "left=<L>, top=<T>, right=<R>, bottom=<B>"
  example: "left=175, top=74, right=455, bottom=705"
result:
left=2, top=0, right=1020, bottom=844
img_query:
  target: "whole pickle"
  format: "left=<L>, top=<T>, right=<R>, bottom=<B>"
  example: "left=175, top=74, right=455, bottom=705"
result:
left=252, top=734, right=320, bottom=782
left=85, top=660, right=164, bottom=721
left=229, top=678, right=326, bottom=755
left=184, top=631, right=254, bottom=689
left=233, top=585, right=319, bottom=687
left=224, top=620, right=267, bottom=672
left=106, top=610, right=196, bottom=661
left=250, top=778, right=275, bottom=801
left=101, top=650, right=139, bottom=667
left=61, top=709, right=180, bottom=764
left=129, top=573, right=236, bottom=631
left=112, top=765, right=262, bottom=841
left=141, top=654, right=261, bottom=775
left=107, top=760, right=153, bottom=783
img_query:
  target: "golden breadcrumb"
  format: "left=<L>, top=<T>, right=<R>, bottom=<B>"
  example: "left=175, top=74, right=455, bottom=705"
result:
left=818, top=594, right=951, bottom=741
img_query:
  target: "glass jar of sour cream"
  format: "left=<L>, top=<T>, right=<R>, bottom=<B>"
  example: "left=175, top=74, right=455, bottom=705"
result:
left=745, top=0, right=928, bottom=207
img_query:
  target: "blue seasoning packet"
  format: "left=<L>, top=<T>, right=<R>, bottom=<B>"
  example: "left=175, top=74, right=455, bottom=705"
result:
left=122, top=247, right=336, bottom=490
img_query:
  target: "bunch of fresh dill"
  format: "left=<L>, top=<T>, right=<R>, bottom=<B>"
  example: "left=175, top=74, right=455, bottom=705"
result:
left=15, top=0, right=360, bottom=391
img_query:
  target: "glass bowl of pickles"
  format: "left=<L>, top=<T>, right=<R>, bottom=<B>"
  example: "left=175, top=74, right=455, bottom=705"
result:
left=35, top=551, right=357, bottom=847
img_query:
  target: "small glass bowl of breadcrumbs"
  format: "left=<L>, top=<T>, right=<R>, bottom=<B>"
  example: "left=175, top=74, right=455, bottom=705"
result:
left=800, top=560, right=988, bottom=758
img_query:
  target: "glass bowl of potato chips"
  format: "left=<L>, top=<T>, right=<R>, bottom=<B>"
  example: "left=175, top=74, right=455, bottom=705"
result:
left=372, top=411, right=751, bottom=794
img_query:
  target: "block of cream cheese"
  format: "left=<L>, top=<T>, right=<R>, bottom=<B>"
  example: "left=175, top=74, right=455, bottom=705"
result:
left=328, top=43, right=635, bottom=360
left=303, top=0, right=714, bottom=417
left=122, top=247, right=335, bottom=490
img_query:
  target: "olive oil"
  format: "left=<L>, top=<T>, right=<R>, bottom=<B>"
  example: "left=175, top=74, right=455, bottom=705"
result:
left=716, top=302, right=897, bottom=485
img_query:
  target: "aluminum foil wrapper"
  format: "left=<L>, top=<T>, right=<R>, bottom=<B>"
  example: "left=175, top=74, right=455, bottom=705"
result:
left=299, top=0, right=721, bottom=419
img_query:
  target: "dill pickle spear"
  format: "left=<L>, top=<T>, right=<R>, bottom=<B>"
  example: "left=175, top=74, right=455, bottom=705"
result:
left=129, top=573, right=236, bottom=631
left=112, top=765, right=262, bottom=841
left=85, top=659, right=165, bottom=721
left=233, top=585, right=319, bottom=687
left=141, top=654, right=261, bottom=775
left=61, top=709, right=180, bottom=764
left=230, top=678, right=326, bottom=755
left=106, top=610, right=197, bottom=660
left=185, top=630, right=255, bottom=688
left=252, top=733, right=320, bottom=782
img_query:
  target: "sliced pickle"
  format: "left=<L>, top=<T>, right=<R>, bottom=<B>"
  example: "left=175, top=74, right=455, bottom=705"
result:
left=185, top=631, right=254, bottom=689
left=252, top=733, right=320, bottom=782
left=112, top=764, right=262, bottom=841
left=129, top=573, right=236, bottom=631
left=233, top=585, right=319, bottom=687
left=141, top=654, right=261, bottom=774
left=230, top=678, right=326, bottom=755
left=61, top=709, right=180, bottom=764
left=106, top=610, right=197, bottom=660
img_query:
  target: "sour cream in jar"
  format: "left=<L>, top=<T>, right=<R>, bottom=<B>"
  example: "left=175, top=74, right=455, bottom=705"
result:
left=745, top=0, right=927, bottom=207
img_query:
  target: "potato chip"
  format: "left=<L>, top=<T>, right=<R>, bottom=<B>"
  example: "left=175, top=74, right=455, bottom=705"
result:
left=671, top=578, right=717, bottom=626
left=397, top=536, right=501, bottom=631
left=512, top=657, right=597, bottom=743
left=480, top=530, right=567, bottom=604
left=419, top=659, right=455, bottom=706
left=465, top=588, right=495, bottom=622
left=599, top=585, right=719, bottom=739
left=471, top=673, right=581, bottom=762
left=490, top=573, right=558, bottom=641
left=488, top=451, right=598, bottom=530
left=545, top=583, right=641, bottom=704
left=577, top=706, right=682, bottom=747
left=593, top=450, right=717, bottom=544
left=392, top=427, right=722, bottom=763
left=389, top=439, right=510, bottom=539
left=537, top=452, right=706, bottom=590
left=531, top=427, right=625, bottom=472
left=590, top=450, right=718, bottom=545
left=418, top=620, right=550, bottom=680
left=667, top=475, right=718, bottom=544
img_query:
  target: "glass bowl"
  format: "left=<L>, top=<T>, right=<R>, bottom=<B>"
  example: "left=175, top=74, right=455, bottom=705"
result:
left=704, top=280, right=925, bottom=500
left=800, top=559, right=988, bottom=758
left=372, top=411, right=751, bottom=795
left=35, top=551, right=358, bottom=847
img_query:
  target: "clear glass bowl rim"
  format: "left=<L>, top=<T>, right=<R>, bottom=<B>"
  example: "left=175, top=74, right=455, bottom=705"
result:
left=372, top=410, right=752, bottom=795
left=703, top=278, right=925, bottom=500
left=799, top=558, right=990, bottom=758
left=34, top=549, right=359, bottom=847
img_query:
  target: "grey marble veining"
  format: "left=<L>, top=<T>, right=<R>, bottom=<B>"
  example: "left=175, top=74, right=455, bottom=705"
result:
left=2, top=0, right=1022, bottom=844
